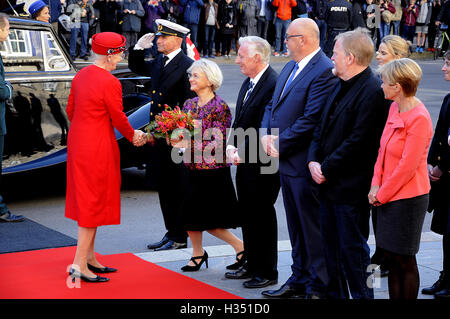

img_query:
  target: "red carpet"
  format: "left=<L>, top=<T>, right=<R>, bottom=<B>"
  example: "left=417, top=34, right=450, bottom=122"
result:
left=0, top=247, right=240, bottom=299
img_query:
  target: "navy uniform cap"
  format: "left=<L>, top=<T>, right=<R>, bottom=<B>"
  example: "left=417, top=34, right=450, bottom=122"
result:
left=155, top=19, right=190, bottom=38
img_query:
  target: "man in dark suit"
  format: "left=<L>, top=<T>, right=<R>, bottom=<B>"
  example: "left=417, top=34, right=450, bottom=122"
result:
left=0, top=13, right=24, bottom=223
left=128, top=19, right=195, bottom=250
left=422, top=51, right=450, bottom=299
left=307, top=28, right=390, bottom=299
left=224, top=36, right=280, bottom=288
left=259, top=18, right=338, bottom=299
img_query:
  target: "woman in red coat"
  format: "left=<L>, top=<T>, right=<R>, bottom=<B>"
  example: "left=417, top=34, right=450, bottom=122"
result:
left=65, top=32, right=147, bottom=283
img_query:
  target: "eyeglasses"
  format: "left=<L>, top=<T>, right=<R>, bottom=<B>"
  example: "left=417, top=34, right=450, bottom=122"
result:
left=285, top=34, right=304, bottom=40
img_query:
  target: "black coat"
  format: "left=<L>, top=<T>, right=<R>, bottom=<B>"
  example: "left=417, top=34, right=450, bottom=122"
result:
left=218, top=1, right=237, bottom=35
left=428, top=93, right=450, bottom=235
left=128, top=49, right=196, bottom=122
left=93, top=0, right=121, bottom=32
left=308, top=67, right=390, bottom=204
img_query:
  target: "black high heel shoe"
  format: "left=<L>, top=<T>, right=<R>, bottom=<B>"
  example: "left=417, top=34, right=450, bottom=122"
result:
left=226, top=250, right=246, bottom=270
left=181, top=251, right=208, bottom=272
left=87, top=264, right=118, bottom=273
left=69, top=268, right=109, bottom=283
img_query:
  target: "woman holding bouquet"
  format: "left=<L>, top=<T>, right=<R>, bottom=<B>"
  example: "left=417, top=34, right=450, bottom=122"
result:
left=65, top=32, right=147, bottom=282
left=174, top=58, right=244, bottom=271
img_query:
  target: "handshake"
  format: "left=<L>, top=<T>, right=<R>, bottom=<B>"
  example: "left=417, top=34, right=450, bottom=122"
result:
left=132, top=130, right=148, bottom=147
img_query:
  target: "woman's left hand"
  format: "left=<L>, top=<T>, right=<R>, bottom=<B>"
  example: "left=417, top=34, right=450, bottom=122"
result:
left=368, top=185, right=381, bottom=205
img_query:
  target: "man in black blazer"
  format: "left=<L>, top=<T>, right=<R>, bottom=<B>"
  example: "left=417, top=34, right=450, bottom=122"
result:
left=128, top=19, right=196, bottom=251
left=260, top=18, right=338, bottom=299
left=225, top=36, right=280, bottom=288
left=423, top=51, right=450, bottom=299
left=307, top=28, right=390, bottom=299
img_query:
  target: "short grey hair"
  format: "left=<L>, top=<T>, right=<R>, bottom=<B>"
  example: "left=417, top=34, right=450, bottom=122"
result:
left=238, top=36, right=271, bottom=64
left=187, top=58, right=223, bottom=91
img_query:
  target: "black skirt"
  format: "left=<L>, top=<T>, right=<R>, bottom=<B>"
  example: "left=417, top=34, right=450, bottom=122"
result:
left=180, top=167, right=240, bottom=231
left=375, top=194, right=429, bottom=256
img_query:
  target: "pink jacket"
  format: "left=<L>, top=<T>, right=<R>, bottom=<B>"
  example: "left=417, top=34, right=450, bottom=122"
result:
left=371, top=102, right=433, bottom=204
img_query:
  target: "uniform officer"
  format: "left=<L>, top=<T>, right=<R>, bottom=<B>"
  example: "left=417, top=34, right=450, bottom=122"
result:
left=128, top=19, right=195, bottom=251
left=324, top=0, right=353, bottom=57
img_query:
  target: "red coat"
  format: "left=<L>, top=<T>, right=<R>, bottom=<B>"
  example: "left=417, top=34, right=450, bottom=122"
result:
left=371, top=102, right=433, bottom=204
left=65, top=65, right=135, bottom=227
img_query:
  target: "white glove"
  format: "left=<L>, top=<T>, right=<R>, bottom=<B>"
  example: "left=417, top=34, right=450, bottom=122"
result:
left=134, top=33, right=155, bottom=50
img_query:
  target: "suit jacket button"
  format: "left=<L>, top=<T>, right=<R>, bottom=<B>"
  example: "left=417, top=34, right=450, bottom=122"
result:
left=150, top=112, right=153, bottom=116
left=159, top=93, right=162, bottom=96
left=151, top=101, right=154, bottom=104
left=437, top=156, right=441, bottom=161
left=158, top=104, right=161, bottom=107
left=152, top=90, right=156, bottom=94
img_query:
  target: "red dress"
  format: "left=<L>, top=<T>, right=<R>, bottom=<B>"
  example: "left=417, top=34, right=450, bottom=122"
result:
left=65, top=65, right=135, bottom=227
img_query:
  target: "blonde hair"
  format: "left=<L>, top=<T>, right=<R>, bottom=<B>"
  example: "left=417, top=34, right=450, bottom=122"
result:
left=381, top=35, right=411, bottom=59
left=335, top=28, right=374, bottom=66
left=187, top=58, right=223, bottom=91
left=379, top=58, right=422, bottom=97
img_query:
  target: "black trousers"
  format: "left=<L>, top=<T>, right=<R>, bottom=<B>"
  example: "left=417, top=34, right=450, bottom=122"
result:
left=147, top=140, right=188, bottom=243
left=236, top=164, right=280, bottom=280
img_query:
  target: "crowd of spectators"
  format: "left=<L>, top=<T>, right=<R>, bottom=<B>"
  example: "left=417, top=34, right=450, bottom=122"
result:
left=29, top=0, right=450, bottom=59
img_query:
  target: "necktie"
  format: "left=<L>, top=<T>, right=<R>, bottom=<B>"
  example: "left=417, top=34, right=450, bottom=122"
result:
left=162, top=56, right=169, bottom=67
left=242, top=81, right=254, bottom=105
left=281, top=63, right=299, bottom=98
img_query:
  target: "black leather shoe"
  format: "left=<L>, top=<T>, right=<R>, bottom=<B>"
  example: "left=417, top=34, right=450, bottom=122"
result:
left=243, top=277, right=277, bottom=289
left=147, top=236, right=169, bottom=250
left=69, top=269, right=109, bottom=283
left=261, top=283, right=305, bottom=299
left=422, top=271, right=448, bottom=295
left=87, top=264, right=118, bottom=273
left=434, top=287, right=450, bottom=299
left=154, top=240, right=187, bottom=251
left=225, top=267, right=251, bottom=280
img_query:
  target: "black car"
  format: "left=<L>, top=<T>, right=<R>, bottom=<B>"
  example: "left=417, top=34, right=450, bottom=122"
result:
left=1, top=17, right=151, bottom=175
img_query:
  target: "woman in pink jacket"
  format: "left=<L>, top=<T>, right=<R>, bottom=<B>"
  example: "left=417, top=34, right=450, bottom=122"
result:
left=368, top=58, right=433, bottom=299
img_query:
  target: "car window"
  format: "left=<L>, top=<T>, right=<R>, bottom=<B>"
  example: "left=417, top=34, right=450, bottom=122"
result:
left=41, top=31, right=70, bottom=71
left=0, top=28, right=70, bottom=72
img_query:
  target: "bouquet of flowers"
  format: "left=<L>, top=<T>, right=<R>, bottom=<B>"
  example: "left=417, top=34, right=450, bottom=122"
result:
left=145, top=105, right=197, bottom=142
